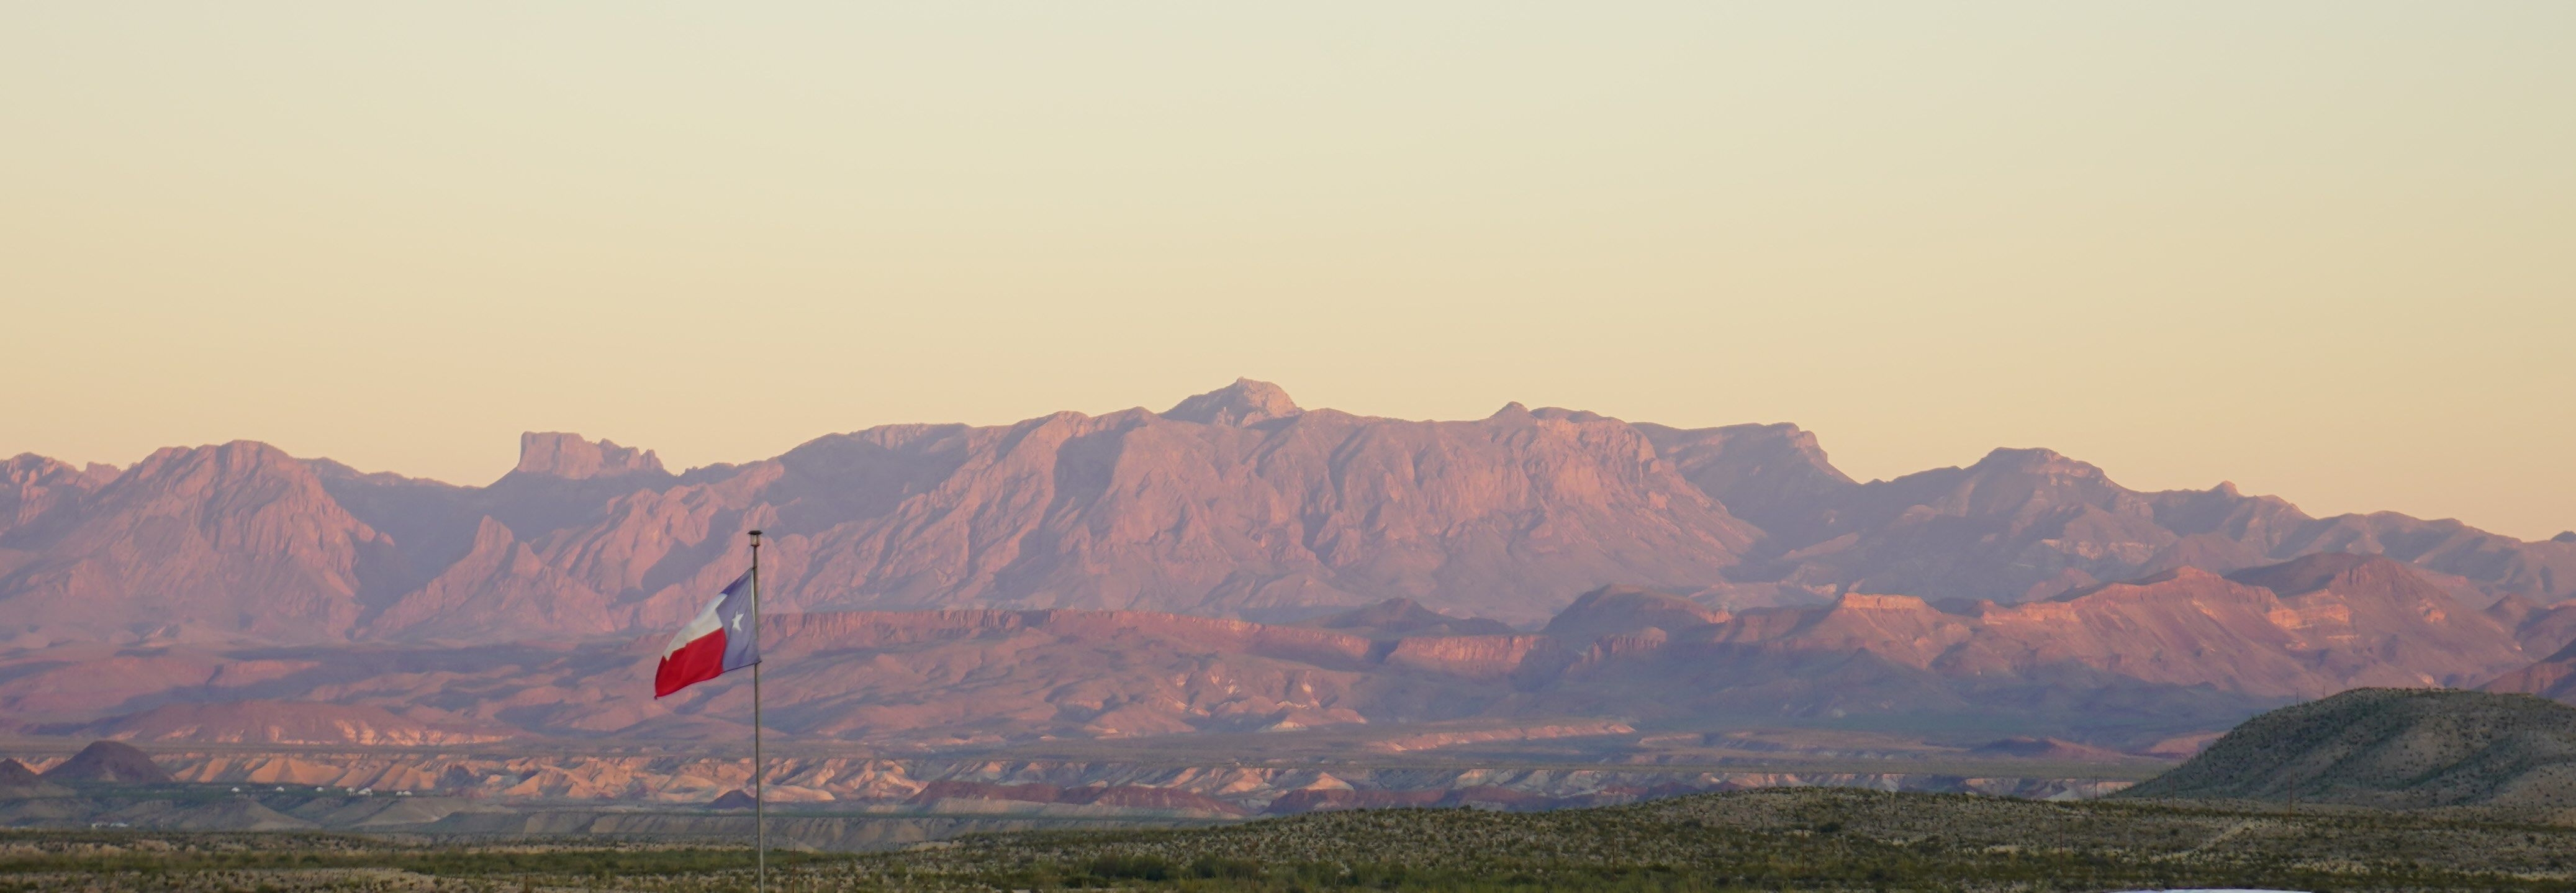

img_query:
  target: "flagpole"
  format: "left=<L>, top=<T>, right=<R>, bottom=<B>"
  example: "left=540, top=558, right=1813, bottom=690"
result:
left=748, top=528, right=765, bottom=893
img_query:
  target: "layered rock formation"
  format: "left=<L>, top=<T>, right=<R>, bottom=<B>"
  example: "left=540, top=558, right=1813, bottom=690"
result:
left=70, top=700, right=513, bottom=746
left=4, top=379, right=2573, bottom=754
left=5, top=380, right=2567, bottom=649
left=0, top=555, right=2545, bottom=746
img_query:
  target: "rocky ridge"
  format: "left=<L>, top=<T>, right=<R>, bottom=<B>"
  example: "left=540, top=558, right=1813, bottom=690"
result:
left=2, top=380, right=2568, bottom=650
left=6, top=380, right=2575, bottom=760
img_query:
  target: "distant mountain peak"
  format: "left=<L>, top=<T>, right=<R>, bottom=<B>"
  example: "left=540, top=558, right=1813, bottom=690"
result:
left=1970, top=446, right=2101, bottom=478
left=123, top=440, right=302, bottom=483
left=1968, top=736, right=2133, bottom=762
left=2556, top=531, right=2576, bottom=544
left=512, top=432, right=666, bottom=480
left=41, top=740, right=169, bottom=784
left=4, top=453, right=73, bottom=478
left=1161, top=378, right=1301, bottom=426
left=1528, top=407, right=1611, bottom=423
left=0, top=758, right=40, bottom=789
left=1543, top=584, right=1729, bottom=641
left=1308, top=597, right=1516, bottom=638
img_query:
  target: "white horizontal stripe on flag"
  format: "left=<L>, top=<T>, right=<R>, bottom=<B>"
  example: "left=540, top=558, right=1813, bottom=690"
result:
left=661, top=594, right=727, bottom=658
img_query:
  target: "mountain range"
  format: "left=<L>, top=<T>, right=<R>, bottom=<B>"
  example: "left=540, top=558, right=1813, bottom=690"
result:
left=4, top=379, right=2574, bottom=746
left=2, top=542, right=2569, bottom=749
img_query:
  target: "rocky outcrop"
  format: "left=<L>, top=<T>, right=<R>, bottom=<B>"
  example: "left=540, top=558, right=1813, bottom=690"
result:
left=0, top=453, right=106, bottom=540
left=512, top=433, right=666, bottom=480
left=1380, top=634, right=1553, bottom=681
left=1159, top=378, right=1302, bottom=426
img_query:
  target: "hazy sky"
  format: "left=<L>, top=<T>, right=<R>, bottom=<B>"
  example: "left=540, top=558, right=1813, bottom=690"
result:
left=4, top=3, right=2570, bottom=538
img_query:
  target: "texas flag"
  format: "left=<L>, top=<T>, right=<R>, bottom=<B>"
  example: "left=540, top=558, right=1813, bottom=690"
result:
left=654, top=569, right=761, bottom=697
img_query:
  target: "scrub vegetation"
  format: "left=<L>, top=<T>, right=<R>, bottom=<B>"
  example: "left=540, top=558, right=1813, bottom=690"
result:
left=9, top=787, right=2576, bottom=891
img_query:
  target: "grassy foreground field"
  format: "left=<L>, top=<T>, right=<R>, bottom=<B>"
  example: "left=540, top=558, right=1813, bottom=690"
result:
left=8, top=787, right=2576, bottom=892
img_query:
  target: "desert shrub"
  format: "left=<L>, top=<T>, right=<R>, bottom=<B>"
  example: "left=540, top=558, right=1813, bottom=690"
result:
left=1081, top=853, right=1176, bottom=881
left=1189, top=854, right=1264, bottom=879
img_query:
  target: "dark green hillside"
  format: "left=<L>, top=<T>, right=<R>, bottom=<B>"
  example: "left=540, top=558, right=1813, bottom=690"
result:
left=2118, top=687, right=2576, bottom=809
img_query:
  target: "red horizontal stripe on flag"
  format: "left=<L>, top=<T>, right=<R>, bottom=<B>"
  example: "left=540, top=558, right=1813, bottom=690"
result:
left=654, top=630, right=729, bottom=697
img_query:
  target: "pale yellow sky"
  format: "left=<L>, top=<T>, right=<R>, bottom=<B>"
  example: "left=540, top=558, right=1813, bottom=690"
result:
left=2, top=4, right=2570, bottom=538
